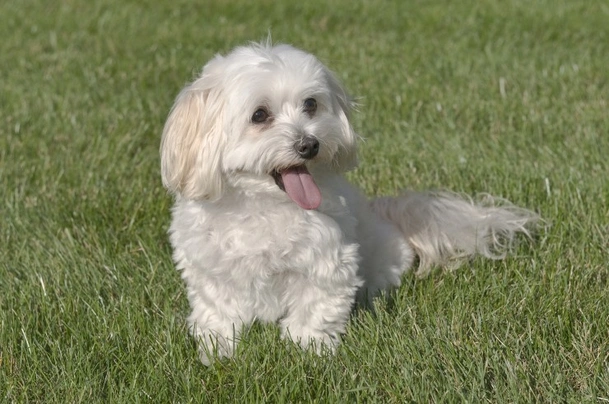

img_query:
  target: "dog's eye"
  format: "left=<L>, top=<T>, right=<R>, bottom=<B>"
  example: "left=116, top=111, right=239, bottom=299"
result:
left=303, top=98, right=317, bottom=115
left=252, top=108, right=270, bottom=124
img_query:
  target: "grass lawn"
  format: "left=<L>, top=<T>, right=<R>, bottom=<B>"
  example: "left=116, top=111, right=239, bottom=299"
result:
left=1, top=0, right=608, bottom=401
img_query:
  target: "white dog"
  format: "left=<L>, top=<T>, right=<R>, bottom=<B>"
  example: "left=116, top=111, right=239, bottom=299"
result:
left=160, top=42, right=537, bottom=365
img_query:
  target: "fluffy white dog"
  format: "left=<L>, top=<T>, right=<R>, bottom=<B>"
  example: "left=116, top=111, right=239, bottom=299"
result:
left=160, top=42, right=537, bottom=365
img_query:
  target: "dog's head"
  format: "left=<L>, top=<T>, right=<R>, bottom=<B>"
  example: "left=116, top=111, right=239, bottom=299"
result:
left=160, top=43, right=358, bottom=209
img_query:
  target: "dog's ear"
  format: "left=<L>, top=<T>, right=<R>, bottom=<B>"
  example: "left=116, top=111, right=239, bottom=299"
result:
left=160, top=68, right=226, bottom=200
left=324, top=69, right=359, bottom=171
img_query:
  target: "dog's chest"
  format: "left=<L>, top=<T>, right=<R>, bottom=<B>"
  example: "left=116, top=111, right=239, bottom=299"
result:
left=171, top=198, right=358, bottom=277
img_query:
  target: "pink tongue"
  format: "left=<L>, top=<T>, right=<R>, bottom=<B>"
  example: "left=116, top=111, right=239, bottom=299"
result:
left=281, top=166, right=322, bottom=210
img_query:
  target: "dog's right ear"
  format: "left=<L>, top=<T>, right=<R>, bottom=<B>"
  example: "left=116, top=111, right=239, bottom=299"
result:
left=160, top=67, right=226, bottom=200
left=323, top=68, right=359, bottom=172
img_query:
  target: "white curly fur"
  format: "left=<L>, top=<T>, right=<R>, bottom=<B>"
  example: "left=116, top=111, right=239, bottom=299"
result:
left=160, top=42, right=538, bottom=365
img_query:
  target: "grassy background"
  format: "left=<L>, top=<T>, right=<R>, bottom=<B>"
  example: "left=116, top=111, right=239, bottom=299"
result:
left=1, top=0, right=608, bottom=401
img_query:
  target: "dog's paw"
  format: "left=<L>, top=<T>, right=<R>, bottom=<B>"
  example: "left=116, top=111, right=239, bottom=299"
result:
left=198, top=342, right=233, bottom=366
left=193, top=328, right=237, bottom=366
left=282, top=327, right=340, bottom=355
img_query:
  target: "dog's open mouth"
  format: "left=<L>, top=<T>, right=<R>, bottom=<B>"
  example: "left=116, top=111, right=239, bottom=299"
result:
left=272, top=165, right=321, bottom=210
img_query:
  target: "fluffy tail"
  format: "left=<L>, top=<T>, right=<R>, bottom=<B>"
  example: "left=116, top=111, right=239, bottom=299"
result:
left=371, top=191, right=539, bottom=277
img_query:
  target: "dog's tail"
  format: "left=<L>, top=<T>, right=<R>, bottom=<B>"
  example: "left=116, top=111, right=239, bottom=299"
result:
left=371, top=192, right=539, bottom=277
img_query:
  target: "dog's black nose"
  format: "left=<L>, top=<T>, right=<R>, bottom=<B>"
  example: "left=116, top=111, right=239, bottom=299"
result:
left=295, top=136, right=320, bottom=159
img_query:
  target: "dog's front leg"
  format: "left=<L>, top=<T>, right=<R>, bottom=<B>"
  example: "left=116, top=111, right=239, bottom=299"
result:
left=186, top=285, right=251, bottom=365
left=279, top=273, right=359, bottom=354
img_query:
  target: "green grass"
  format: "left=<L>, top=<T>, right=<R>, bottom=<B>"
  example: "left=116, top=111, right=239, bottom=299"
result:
left=2, top=0, right=608, bottom=402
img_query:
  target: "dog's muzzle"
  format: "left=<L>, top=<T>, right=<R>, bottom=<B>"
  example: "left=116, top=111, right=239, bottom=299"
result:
left=294, top=136, right=319, bottom=160
left=269, top=136, right=322, bottom=210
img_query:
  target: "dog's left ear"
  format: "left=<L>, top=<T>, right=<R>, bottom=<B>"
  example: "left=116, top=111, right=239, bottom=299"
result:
left=324, top=69, right=358, bottom=171
left=160, top=62, right=227, bottom=200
